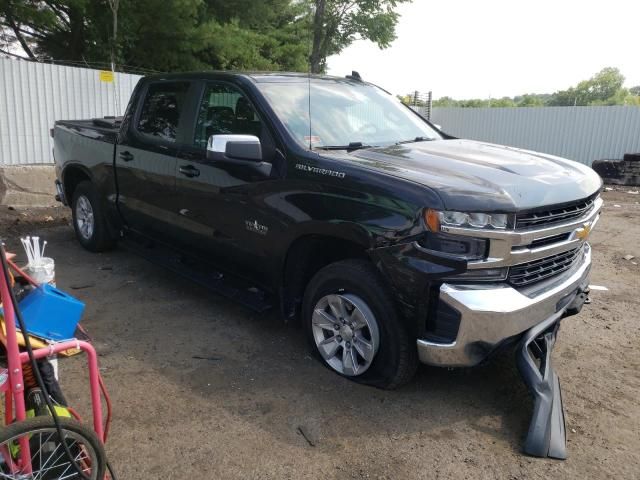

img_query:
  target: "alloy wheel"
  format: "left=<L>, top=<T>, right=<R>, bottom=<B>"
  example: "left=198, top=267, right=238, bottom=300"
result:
left=311, top=293, right=380, bottom=376
left=75, top=195, right=94, bottom=240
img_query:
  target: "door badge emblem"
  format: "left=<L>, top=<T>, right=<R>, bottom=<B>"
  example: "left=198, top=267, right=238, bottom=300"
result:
left=245, top=220, right=268, bottom=235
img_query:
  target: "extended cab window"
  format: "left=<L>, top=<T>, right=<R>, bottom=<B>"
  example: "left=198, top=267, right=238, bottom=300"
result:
left=137, top=82, right=189, bottom=142
left=194, top=84, right=263, bottom=148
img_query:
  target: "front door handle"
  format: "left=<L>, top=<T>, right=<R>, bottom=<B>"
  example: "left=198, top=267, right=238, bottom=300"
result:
left=119, top=151, right=134, bottom=162
left=179, top=165, right=200, bottom=178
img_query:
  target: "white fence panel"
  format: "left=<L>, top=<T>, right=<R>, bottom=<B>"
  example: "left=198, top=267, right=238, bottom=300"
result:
left=0, top=58, right=141, bottom=165
left=429, top=106, right=640, bottom=166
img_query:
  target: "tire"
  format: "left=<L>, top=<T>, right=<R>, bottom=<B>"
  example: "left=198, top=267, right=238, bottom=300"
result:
left=0, top=416, right=106, bottom=479
left=302, top=259, right=418, bottom=389
left=71, top=180, right=115, bottom=252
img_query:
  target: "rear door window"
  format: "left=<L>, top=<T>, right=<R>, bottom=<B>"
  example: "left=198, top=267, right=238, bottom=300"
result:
left=137, top=82, right=190, bottom=142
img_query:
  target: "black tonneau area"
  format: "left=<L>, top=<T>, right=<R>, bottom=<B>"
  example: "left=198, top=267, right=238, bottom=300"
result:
left=55, top=117, right=122, bottom=143
left=91, top=116, right=123, bottom=129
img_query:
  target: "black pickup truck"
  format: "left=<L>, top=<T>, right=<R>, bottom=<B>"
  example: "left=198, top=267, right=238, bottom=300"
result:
left=53, top=72, right=602, bottom=458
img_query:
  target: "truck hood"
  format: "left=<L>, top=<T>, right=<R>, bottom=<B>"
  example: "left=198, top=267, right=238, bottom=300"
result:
left=341, top=139, right=602, bottom=211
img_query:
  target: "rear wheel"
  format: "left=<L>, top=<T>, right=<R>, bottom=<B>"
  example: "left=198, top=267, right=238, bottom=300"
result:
left=303, top=259, right=418, bottom=389
left=0, top=416, right=106, bottom=479
left=71, top=181, right=115, bottom=252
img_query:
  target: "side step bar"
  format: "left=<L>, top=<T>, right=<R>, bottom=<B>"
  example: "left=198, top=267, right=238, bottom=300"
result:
left=120, top=235, right=273, bottom=313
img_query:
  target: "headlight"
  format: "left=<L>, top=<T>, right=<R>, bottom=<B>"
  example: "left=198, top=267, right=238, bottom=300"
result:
left=420, top=208, right=511, bottom=281
left=425, top=208, right=509, bottom=231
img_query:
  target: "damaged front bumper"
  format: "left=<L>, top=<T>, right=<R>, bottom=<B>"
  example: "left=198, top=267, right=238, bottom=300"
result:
left=414, top=245, right=592, bottom=459
left=517, top=309, right=570, bottom=459
left=417, top=244, right=591, bottom=367
left=516, top=274, right=587, bottom=460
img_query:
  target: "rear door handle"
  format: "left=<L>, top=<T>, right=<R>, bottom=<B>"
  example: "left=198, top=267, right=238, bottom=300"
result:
left=179, top=165, right=200, bottom=178
left=119, top=151, right=134, bottom=162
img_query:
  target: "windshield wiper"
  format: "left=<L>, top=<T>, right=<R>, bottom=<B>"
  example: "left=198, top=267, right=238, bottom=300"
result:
left=396, top=136, right=434, bottom=145
left=314, top=142, right=375, bottom=152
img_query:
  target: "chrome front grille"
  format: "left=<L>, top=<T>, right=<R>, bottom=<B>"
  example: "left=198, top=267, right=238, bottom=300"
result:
left=516, top=196, right=596, bottom=229
left=508, top=245, right=585, bottom=287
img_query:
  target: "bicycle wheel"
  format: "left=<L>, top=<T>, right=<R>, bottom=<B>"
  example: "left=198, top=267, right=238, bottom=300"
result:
left=0, top=416, right=106, bottom=479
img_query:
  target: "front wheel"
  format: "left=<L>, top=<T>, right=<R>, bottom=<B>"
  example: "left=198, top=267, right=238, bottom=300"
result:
left=0, top=416, right=106, bottom=479
left=302, top=259, right=418, bottom=389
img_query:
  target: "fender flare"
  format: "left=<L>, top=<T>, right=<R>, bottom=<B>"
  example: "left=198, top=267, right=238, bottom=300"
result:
left=61, top=162, right=96, bottom=200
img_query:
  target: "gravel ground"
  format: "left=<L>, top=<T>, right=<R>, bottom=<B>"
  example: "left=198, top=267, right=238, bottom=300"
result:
left=1, top=188, right=639, bottom=479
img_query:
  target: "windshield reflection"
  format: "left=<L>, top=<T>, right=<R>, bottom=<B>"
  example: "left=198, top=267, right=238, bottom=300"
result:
left=257, top=79, right=441, bottom=149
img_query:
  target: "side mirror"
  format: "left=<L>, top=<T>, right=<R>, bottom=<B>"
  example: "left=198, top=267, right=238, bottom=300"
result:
left=207, top=134, right=262, bottom=162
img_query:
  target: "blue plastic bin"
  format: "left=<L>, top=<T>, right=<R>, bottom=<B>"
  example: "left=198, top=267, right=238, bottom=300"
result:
left=7, top=285, right=84, bottom=341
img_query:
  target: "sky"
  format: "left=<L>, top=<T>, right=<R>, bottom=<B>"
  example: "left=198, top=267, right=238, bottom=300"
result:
left=327, top=0, right=640, bottom=99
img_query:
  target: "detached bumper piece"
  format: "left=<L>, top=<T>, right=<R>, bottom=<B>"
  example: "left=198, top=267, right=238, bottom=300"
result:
left=516, top=314, right=566, bottom=460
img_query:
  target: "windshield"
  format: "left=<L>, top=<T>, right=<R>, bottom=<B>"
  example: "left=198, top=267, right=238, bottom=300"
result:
left=256, top=79, right=442, bottom=149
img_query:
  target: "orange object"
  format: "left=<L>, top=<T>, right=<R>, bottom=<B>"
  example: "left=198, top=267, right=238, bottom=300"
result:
left=22, top=362, right=37, bottom=389
left=424, top=208, right=441, bottom=232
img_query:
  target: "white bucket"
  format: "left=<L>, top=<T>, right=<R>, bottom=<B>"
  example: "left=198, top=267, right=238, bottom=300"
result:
left=24, top=256, right=59, bottom=379
left=25, top=257, right=56, bottom=286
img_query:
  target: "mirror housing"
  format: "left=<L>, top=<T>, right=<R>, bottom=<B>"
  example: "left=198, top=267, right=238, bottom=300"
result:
left=206, top=134, right=272, bottom=177
left=207, top=134, right=262, bottom=162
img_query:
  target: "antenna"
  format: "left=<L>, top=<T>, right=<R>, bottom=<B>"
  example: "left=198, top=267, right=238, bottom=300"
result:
left=107, top=0, right=120, bottom=116
left=307, top=0, right=315, bottom=150
left=308, top=70, right=312, bottom=150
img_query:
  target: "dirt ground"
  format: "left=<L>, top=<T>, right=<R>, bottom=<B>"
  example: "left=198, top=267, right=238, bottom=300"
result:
left=1, top=188, right=639, bottom=479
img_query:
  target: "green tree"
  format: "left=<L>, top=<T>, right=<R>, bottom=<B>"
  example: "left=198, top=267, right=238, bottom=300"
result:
left=0, top=0, right=110, bottom=62
left=309, top=0, right=411, bottom=74
left=432, top=96, right=460, bottom=107
left=1, top=0, right=411, bottom=74
left=516, top=94, right=545, bottom=107
left=0, top=0, right=311, bottom=72
left=548, top=67, right=626, bottom=106
left=624, top=94, right=640, bottom=106
left=489, top=97, right=516, bottom=107
left=427, top=69, right=634, bottom=109
left=194, top=0, right=310, bottom=71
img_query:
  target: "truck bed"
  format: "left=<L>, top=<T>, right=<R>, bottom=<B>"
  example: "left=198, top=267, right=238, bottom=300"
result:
left=54, top=117, right=121, bottom=185
left=55, top=117, right=122, bottom=143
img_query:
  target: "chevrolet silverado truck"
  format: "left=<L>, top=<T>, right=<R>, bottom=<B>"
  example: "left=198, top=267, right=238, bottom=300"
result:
left=52, top=72, right=602, bottom=458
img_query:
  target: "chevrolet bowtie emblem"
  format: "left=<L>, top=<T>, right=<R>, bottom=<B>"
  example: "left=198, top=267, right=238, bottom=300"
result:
left=575, top=222, right=592, bottom=241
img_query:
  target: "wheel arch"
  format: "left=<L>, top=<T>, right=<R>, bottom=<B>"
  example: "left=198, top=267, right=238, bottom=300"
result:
left=279, top=231, right=375, bottom=322
left=62, top=163, right=94, bottom=203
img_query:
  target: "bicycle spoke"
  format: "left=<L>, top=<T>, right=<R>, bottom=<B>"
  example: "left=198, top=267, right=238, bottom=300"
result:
left=56, top=446, right=89, bottom=479
left=35, top=439, right=78, bottom=479
left=31, top=431, right=56, bottom=477
left=0, top=420, right=102, bottom=480
left=34, top=438, right=66, bottom=480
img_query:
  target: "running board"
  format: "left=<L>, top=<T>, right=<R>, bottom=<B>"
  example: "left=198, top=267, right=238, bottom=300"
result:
left=120, top=234, right=273, bottom=313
